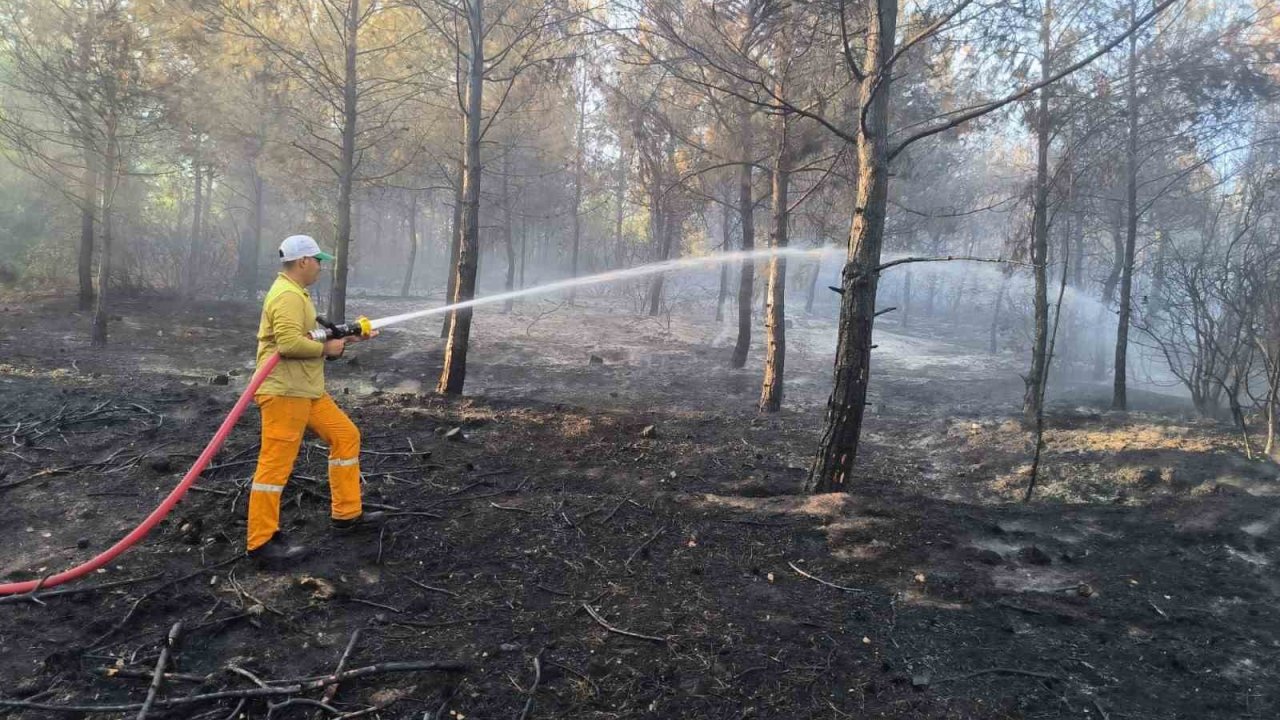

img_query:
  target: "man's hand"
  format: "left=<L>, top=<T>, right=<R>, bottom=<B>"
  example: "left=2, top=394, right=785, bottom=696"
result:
left=322, top=339, right=347, bottom=358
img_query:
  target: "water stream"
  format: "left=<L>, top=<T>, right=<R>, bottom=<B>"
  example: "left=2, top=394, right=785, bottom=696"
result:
left=368, top=246, right=846, bottom=331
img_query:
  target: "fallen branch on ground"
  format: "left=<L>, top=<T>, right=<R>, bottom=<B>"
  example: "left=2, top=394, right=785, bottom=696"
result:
left=933, top=667, right=1061, bottom=684
left=0, top=573, right=165, bottom=606
left=0, top=661, right=470, bottom=713
left=320, top=628, right=362, bottom=704
left=136, top=622, right=182, bottom=720
left=582, top=604, right=667, bottom=643
left=788, top=561, right=871, bottom=594
left=624, top=527, right=666, bottom=573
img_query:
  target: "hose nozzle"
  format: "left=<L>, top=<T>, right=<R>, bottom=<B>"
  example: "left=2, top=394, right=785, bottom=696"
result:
left=309, top=316, right=372, bottom=342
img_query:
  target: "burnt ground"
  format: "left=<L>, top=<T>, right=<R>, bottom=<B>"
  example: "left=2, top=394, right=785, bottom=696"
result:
left=0, top=290, right=1278, bottom=719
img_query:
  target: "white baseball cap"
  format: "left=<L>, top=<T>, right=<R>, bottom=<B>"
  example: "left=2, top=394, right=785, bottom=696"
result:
left=279, top=234, right=335, bottom=262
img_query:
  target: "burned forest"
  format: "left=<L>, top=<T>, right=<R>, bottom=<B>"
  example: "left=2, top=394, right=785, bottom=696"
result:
left=1, top=0, right=1280, bottom=718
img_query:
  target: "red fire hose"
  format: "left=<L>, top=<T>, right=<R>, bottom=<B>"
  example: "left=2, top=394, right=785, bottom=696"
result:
left=0, top=353, right=281, bottom=596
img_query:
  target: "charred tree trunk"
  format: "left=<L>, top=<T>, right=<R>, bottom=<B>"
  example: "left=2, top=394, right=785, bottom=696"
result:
left=1113, top=0, right=1140, bottom=411
left=759, top=107, right=791, bottom=413
left=328, top=0, right=359, bottom=323
left=1023, top=1, right=1052, bottom=425
left=730, top=109, right=756, bottom=368
left=91, top=124, right=119, bottom=347
left=806, top=0, right=897, bottom=493
left=401, top=193, right=420, bottom=297
left=438, top=0, right=484, bottom=395
left=646, top=204, right=676, bottom=316
left=78, top=150, right=97, bottom=311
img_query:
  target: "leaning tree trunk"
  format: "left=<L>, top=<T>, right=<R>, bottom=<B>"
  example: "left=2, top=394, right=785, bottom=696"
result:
left=401, top=193, right=420, bottom=297
left=1023, top=0, right=1052, bottom=425
left=1113, top=0, right=1140, bottom=411
left=329, top=0, right=359, bottom=323
left=730, top=109, right=756, bottom=368
left=437, top=0, right=484, bottom=395
left=806, top=0, right=897, bottom=493
left=759, top=104, right=791, bottom=413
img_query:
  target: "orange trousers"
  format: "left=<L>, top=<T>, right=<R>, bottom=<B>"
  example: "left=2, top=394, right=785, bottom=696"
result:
left=246, top=394, right=363, bottom=551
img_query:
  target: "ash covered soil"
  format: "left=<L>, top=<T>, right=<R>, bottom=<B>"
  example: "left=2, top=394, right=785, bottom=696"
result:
left=1, top=291, right=1278, bottom=719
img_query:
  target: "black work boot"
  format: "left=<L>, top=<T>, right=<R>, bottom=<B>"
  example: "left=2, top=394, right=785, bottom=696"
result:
left=248, top=534, right=310, bottom=568
left=330, top=511, right=387, bottom=534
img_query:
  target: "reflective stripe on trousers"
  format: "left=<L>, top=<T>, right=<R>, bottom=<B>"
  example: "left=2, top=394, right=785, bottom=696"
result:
left=246, top=393, right=363, bottom=551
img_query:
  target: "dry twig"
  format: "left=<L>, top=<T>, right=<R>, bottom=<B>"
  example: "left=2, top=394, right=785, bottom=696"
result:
left=582, top=604, right=666, bottom=643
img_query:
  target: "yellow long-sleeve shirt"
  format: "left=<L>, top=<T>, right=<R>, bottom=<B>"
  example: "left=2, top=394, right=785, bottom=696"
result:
left=255, top=273, right=327, bottom=398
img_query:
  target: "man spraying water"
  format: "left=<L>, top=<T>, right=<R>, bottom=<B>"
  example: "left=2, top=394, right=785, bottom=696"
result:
left=246, top=234, right=383, bottom=567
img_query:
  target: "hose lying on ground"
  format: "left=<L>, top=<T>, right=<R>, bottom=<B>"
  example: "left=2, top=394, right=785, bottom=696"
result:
left=0, top=354, right=281, bottom=596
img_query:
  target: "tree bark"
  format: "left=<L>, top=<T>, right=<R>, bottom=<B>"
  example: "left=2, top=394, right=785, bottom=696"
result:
left=238, top=168, right=264, bottom=298
left=401, top=193, right=419, bottom=297
left=1093, top=200, right=1124, bottom=378
left=568, top=71, right=586, bottom=304
left=91, top=125, right=119, bottom=347
left=716, top=199, right=731, bottom=321
left=990, top=271, right=1009, bottom=354
left=184, top=159, right=204, bottom=300
left=438, top=0, right=484, bottom=395
left=442, top=163, right=463, bottom=337
left=805, top=254, right=821, bottom=314
left=806, top=0, right=897, bottom=493
left=1023, top=0, right=1052, bottom=425
left=329, top=0, right=359, bottom=323
left=613, top=145, right=629, bottom=268
left=759, top=106, right=791, bottom=413
left=518, top=221, right=527, bottom=290
left=901, top=269, right=912, bottom=329
left=730, top=109, right=755, bottom=368
left=502, top=150, right=516, bottom=313
left=1113, top=0, right=1140, bottom=411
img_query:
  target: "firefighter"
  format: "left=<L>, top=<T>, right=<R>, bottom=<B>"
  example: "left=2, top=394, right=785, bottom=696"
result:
left=246, top=234, right=382, bottom=566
